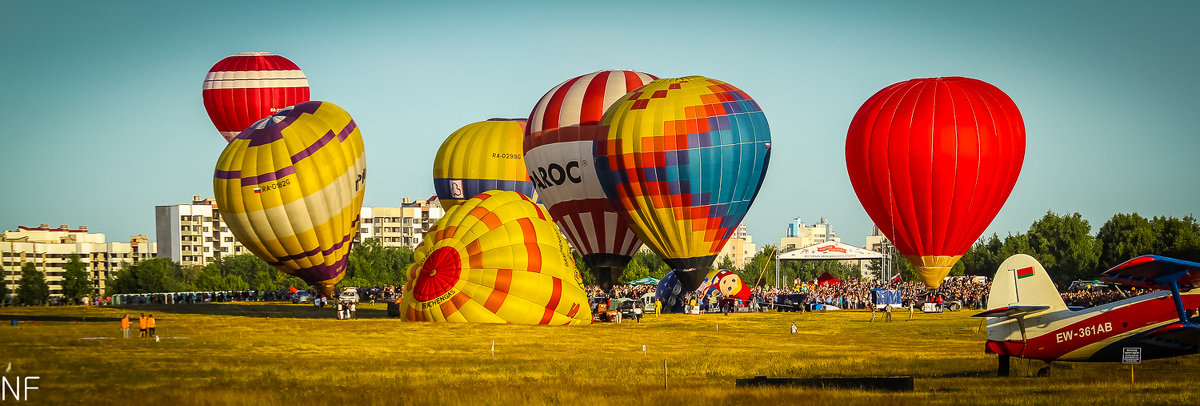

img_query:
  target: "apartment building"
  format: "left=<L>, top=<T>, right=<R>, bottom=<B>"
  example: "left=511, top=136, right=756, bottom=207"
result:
left=1, top=224, right=156, bottom=297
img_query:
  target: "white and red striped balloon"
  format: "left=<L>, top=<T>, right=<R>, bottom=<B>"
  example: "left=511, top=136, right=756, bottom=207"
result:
left=524, top=70, right=656, bottom=288
left=202, top=52, right=310, bottom=142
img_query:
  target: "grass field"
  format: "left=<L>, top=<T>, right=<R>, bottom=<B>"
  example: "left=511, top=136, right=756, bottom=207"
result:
left=1, top=302, right=1197, bottom=405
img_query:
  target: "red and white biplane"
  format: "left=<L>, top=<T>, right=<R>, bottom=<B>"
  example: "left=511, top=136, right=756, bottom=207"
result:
left=974, top=254, right=1200, bottom=376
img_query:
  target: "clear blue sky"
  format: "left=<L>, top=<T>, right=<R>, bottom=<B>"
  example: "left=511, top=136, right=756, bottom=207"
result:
left=2, top=1, right=1197, bottom=247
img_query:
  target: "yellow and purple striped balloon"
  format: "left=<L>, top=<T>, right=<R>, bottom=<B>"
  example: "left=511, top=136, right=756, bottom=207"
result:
left=213, top=101, right=366, bottom=297
left=400, top=191, right=590, bottom=325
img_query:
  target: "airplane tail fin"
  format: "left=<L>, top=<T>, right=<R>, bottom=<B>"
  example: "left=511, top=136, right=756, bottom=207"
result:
left=986, top=254, right=1067, bottom=312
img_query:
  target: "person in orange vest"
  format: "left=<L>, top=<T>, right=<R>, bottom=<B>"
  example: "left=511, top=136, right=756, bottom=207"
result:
left=120, top=314, right=131, bottom=339
left=147, top=314, right=157, bottom=337
left=138, top=313, right=147, bottom=338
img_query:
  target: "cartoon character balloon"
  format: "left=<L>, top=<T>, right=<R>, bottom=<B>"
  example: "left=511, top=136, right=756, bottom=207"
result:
left=203, top=52, right=310, bottom=142
left=845, top=77, right=1025, bottom=288
left=525, top=70, right=656, bottom=289
left=400, top=191, right=591, bottom=325
left=213, top=101, right=366, bottom=297
left=433, top=119, right=536, bottom=208
left=698, top=270, right=751, bottom=301
left=597, top=76, right=771, bottom=291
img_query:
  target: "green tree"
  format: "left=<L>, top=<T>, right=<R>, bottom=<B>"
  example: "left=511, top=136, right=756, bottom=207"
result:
left=1096, top=213, right=1156, bottom=271
left=1026, top=211, right=1100, bottom=287
left=106, top=258, right=183, bottom=294
left=342, top=239, right=415, bottom=287
left=1150, top=215, right=1200, bottom=262
left=715, top=255, right=737, bottom=272
left=16, top=262, right=50, bottom=305
left=631, top=250, right=669, bottom=279
left=60, top=254, right=93, bottom=304
left=0, top=273, right=9, bottom=304
left=741, top=245, right=777, bottom=287
left=619, top=259, right=650, bottom=283
left=959, top=234, right=1003, bottom=276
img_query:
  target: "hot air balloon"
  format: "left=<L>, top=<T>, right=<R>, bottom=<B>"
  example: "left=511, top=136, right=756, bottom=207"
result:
left=203, top=52, right=310, bottom=142
left=597, top=76, right=772, bottom=291
left=845, top=77, right=1025, bottom=288
left=400, top=190, right=591, bottom=325
left=525, top=70, right=656, bottom=289
left=213, top=101, right=366, bottom=297
left=698, top=269, right=751, bottom=301
left=433, top=119, right=535, bottom=208
left=654, top=271, right=688, bottom=313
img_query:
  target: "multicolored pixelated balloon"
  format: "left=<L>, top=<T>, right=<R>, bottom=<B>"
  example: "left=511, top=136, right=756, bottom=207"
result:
left=597, top=76, right=771, bottom=290
left=213, top=101, right=366, bottom=297
left=203, top=52, right=310, bottom=142
left=525, top=70, right=656, bottom=289
left=400, top=190, right=591, bottom=325
left=846, top=77, right=1025, bottom=288
left=433, top=119, right=536, bottom=208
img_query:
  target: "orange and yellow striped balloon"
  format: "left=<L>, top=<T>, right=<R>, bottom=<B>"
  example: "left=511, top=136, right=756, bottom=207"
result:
left=400, top=190, right=590, bottom=325
left=213, top=101, right=366, bottom=297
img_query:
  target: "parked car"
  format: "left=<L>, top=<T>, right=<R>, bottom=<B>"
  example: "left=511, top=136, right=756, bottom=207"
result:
left=774, top=293, right=807, bottom=312
left=339, top=287, right=359, bottom=304
left=291, top=292, right=310, bottom=304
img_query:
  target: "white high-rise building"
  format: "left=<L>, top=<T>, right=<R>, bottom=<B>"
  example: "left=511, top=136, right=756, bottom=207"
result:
left=156, top=196, right=447, bottom=269
left=155, top=196, right=246, bottom=267
left=779, top=217, right=840, bottom=252
left=1, top=224, right=156, bottom=297
left=358, top=197, right=445, bottom=249
left=715, top=223, right=756, bottom=269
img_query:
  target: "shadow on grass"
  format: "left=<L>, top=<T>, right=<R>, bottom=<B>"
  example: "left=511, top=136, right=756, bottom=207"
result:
left=0, top=314, right=122, bottom=322
left=107, top=303, right=394, bottom=320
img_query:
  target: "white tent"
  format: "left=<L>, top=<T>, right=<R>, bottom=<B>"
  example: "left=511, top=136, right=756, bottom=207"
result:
left=778, top=241, right=884, bottom=261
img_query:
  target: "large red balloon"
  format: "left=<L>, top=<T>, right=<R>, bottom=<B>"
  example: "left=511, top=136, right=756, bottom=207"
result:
left=202, top=52, right=310, bottom=142
left=846, top=77, right=1025, bottom=288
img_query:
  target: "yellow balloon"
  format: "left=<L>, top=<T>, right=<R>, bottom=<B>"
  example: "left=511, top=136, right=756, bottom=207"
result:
left=213, top=101, right=366, bottom=297
left=401, top=190, right=591, bottom=325
left=432, top=119, right=535, bottom=208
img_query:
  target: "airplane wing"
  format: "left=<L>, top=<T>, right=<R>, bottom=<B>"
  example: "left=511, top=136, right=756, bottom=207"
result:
left=1099, top=255, right=1200, bottom=290
left=972, top=305, right=1051, bottom=318
left=1139, top=322, right=1200, bottom=352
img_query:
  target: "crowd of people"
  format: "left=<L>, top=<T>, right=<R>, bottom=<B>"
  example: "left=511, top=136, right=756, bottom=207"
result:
left=1061, top=288, right=1130, bottom=307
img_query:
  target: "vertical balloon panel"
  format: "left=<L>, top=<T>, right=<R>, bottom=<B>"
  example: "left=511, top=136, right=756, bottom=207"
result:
left=845, top=77, right=1025, bottom=288
left=213, top=101, right=366, bottom=296
left=597, top=76, right=771, bottom=289
left=433, top=119, right=536, bottom=208
left=525, top=70, right=656, bottom=288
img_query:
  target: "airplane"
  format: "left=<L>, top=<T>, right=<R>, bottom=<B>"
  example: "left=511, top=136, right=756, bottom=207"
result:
left=973, top=253, right=1200, bottom=376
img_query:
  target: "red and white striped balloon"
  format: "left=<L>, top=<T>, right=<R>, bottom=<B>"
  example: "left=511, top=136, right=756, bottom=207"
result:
left=202, top=52, right=310, bottom=142
left=524, top=70, right=655, bottom=288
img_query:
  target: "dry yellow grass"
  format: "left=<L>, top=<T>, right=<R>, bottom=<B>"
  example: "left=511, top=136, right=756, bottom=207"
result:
left=1, top=303, right=1196, bottom=405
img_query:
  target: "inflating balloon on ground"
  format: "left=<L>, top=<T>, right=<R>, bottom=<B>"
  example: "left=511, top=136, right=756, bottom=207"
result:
left=525, top=70, right=656, bottom=289
left=597, top=76, right=772, bottom=291
left=845, top=77, right=1025, bottom=288
left=213, top=100, right=366, bottom=297
left=399, top=190, right=591, bottom=325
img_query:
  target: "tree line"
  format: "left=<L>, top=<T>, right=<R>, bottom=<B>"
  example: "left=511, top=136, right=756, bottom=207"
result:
left=5, top=212, right=1195, bottom=304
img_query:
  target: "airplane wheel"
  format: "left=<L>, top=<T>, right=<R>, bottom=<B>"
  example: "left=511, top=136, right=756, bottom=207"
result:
left=1037, top=365, right=1051, bottom=377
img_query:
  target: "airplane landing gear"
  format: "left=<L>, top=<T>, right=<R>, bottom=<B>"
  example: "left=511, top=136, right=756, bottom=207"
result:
left=998, top=355, right=1010, bottom=377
